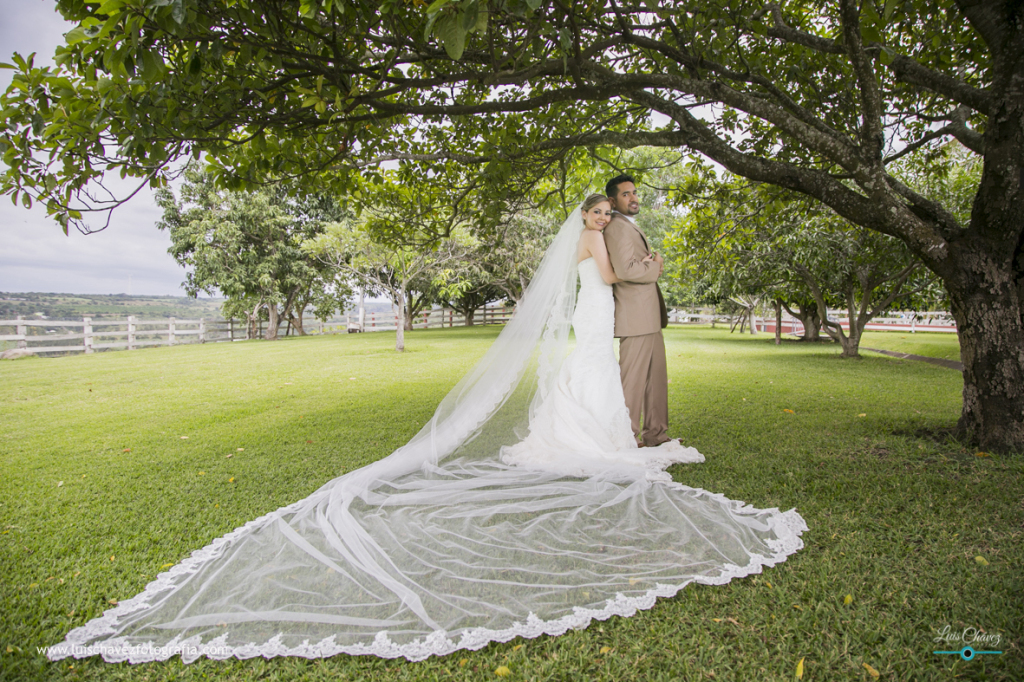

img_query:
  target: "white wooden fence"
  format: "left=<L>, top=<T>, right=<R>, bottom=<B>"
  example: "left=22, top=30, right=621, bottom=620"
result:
left=0, top=306, right=955, bottom=357
left=667, top=308, right=957, bottom=334
left=0, top=306, right=516, bottom=357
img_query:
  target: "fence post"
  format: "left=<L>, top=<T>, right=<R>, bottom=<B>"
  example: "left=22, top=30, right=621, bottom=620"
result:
left=199, top=318, right=206, bottom=343
left=228, top=318, right=234, bottom=341
left=169, top=317, right=176, bottom=346
left=911, top=315, right=917, bottom=334
left=127, top=315, right=136, bottom=350
left=16, top=315, right=27, bottom=349
left=83, top=317, right=93, bottom=354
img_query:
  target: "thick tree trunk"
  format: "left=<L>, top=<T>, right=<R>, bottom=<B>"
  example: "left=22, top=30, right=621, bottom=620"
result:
left=265, top=304, right=280, bottom=340
left=838, top=317, right=866, bottom=358
left=798, top=310, right=822, bottom=341
left=782, top=302, right=822, bottom=341
left=290, top=303, right=307, bottom=336
left=945, top=262, right=1024, bottom=452
left=464, top=307, right=476, bottom=326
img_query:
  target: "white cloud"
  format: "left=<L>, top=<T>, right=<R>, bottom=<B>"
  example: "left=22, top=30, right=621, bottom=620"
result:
left=0, top=0, right=188, bottom=296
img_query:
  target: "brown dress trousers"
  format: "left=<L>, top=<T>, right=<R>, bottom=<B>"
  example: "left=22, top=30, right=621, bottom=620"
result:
left=602, top=214, right=671, bottom=446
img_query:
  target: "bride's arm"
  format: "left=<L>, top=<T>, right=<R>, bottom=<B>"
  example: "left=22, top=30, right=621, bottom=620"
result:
left=585, top=232, right=623, bottom=285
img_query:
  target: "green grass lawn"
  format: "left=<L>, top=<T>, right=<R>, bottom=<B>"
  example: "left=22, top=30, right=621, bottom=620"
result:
left=1, top=327, right=1020, bottom=681
left=859, top=330, right=962, bottom=362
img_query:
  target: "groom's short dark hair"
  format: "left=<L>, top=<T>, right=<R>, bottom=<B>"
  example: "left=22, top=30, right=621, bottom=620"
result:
left=605, top=174, right=636, bottom=198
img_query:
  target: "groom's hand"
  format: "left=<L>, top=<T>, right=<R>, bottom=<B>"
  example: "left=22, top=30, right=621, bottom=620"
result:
left=652, top=252, right=664, bottom=276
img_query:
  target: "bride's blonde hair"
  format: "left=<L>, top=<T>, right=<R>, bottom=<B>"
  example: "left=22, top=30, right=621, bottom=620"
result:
left=581, top=193, right=611, bottom=213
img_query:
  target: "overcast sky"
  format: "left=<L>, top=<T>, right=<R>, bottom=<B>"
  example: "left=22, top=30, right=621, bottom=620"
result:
left=0, top=0, right=191, bottom=296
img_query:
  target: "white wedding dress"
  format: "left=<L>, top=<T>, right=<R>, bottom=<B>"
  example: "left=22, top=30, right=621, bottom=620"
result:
left=48, top=209, right=807, bottom=665
left=502, top=258, right=704, bottom=479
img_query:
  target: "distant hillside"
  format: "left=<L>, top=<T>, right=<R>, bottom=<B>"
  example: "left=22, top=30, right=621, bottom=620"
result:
left=1, top=292, right=402, bottom=322
left=0, top=292, right=225, bottom=321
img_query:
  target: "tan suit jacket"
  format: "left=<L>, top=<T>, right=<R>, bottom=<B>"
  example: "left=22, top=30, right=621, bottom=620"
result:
left=604, top=213, right=669, bottom=338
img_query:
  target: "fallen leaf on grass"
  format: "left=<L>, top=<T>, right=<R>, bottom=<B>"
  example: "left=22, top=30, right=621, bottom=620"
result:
left=226, top=453, right=233, bottom=458
left=6, top=646, right=13, bottom=653
left=108, top=599, right=118, bottom=605
left=629, top=577, right=640, bottom=585
left=459, top=658, right=468, bottom=667
left=512, top=644, right=523, bottom=652
left=29, top=583, right=38, bottom=589
left=228, top=477, right=235, bottom=483
left=494, top=665, right=511, bottom=677
left=857, top=413, right=867, bottom=418
left=796, top=657, right=805, bottom=679
left=792, top=604, right=802, bottom=611
left=57, top=481, right=63, bottom=487
left=844, top=594, right=853, bottom=605
left=975, top=452, right=990, bottom=458
left=122, top=448, right=131, bottom=453
left=180, top=436, right=189, bottom=440
left=236, top=448, right=244, bottom=452
left=974, top=556, right=989, bottom=566
left=109, top=556, right=115, bottom=562
left=863, top=662, right=879, bottom=678
left=766, top=581, right=773, bottom=588
left=600, top=646, right=613, bottom=654
left=161, top=563, right=174, bottom=569
left=783, top=409, right=795, bottom=414
left=198, top=471, right=205, bottom=476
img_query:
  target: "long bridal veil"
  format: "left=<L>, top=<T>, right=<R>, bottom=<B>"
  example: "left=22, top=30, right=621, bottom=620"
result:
left=49, top=206, right=807, bottom=664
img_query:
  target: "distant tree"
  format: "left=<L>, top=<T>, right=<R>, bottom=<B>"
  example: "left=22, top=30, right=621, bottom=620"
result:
left=156, top=168, right=349, bottom=340
left=305, top=220, right=467, bottom=351
left=667, top=179, right=938, bottom=357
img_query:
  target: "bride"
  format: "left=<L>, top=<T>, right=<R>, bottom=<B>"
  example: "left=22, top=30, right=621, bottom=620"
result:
left=49, top=194, right=807, bottom=664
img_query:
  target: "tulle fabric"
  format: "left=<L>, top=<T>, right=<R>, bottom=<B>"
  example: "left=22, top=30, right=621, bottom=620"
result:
left=47, top=208, right=807, bottom=664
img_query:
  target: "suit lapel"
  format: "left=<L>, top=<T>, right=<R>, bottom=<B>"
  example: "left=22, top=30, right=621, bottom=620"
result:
left=615, top=213, right=650, bottom=253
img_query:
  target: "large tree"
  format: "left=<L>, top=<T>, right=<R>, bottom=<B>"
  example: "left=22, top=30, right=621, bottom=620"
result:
left=156, top=167, right=350, bottom=340
left=2, top=0, right=1022, bottom=449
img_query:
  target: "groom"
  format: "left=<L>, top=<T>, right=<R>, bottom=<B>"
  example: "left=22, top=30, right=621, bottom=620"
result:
left=603, top=174, right=672, bottom=447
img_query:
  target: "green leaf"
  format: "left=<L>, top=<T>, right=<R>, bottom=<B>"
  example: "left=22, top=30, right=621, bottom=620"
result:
left=426, top=0, right=452, bottom=13
left=170, top=0, right=186, bottom=24
left=525, top=0, right=542, bottom=10
left=435, top=15, right=467, bottom=60
left=140, top=50, right=162, bottom=81
left=461, top=5, right=480, bottom=33
left=64, top=26, right=90, bottom=46
left=473, top=10, right=488, bottom=33
left=883, top=0, right=898, bottom=23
